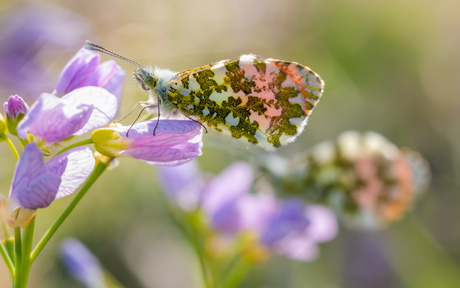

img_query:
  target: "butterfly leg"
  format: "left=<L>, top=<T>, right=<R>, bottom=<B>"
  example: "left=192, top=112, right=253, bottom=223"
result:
left=178, top=111, right=208, bottom=134
left=116, top=101, right=151, bottom=123
left=152, top=99, right=161, bottom=136
left=125, top=101, right=157, bottom=137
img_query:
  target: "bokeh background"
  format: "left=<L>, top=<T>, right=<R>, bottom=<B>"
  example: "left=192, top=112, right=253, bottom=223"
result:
left=1, top=0, right=459, bottom=287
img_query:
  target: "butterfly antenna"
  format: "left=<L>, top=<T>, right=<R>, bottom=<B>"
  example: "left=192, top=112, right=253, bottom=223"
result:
left=84, top=40, right=143, bottom=68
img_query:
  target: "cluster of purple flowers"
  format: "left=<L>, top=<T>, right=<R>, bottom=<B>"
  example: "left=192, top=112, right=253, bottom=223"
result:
left=159, top=161, right=338, bottom=262
left=1, top=47, right=203, bottom=228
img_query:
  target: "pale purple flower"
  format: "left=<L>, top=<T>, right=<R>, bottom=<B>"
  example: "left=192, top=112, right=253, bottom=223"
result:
left=157, top=161, right=204, bottom=210
left=56, top=48, right=126, bottom=100
left=200, top=162, right=337, bottom=261
left=92, top=119, right=203, bottom=166
left=201, top=162, right=254, bottom=233
left=3, top=95, right=29, bottom=120
left=60, top=238, right=106, bottom=288
left=238, top=197, right=337, bottom=262
left=269, top=205, right=338, bottom=261
left=6, top=142, right=95, bottom=227
left=258, top=199, right=309, bottom=246
left=17, top=87, right=118, bottom=144
left=0, top=4, right=91, bottom=99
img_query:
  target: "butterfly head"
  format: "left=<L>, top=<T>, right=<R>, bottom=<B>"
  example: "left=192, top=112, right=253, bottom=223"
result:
left=134, top=67, right=157, bottom=91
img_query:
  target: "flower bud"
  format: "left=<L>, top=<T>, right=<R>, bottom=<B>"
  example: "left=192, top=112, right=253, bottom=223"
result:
left=3, top=95, right=29, bottom=136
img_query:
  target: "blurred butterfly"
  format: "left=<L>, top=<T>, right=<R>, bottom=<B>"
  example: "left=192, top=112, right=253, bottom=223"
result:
left=84, top=41, right=324, bottom=150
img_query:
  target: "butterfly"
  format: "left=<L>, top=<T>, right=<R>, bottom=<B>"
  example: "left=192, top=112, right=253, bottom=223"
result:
left=84, top=41, right=324, bottom=150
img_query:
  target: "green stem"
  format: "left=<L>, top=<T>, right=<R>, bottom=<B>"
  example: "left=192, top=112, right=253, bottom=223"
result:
left=21, top=218, right=35, bottom=287
left=0, top=239, right=14, bottom=276
left=14, top=228, right=22, bottom=287
left=1, top=135, right=19, bottom=160
left=223, top=256, right=254, bottom=288
left=4, top=236, right=15, bottom=262
left=56, top=138, right=94, bottom=156
left=187, top=212, right=213, bottom=288
left=30, top=161, right=109, bottom=261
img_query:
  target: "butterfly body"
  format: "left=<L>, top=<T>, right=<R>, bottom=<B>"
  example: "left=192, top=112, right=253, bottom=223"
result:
left=133, top=54, right=324, bottom=150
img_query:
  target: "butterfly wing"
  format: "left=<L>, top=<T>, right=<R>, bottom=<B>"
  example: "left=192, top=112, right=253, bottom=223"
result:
left=167, top=54, right=324, bottom=150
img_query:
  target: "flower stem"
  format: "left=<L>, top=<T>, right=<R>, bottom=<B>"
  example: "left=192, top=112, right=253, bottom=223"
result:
left=1, top=135, right=19, bottom=160
left=0, top=239, right=14, bottom=276
left=223, top=256, right=254, bottom=288
left=30, top=161, right=109, bottom=261
left=21, top=218, right=35, bottom=287
left=56, top=138, right=94, bottom=156
left=14, top=228, right=22, bottom=287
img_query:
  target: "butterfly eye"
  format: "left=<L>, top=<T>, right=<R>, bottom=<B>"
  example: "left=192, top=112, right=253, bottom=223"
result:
left=144, top=76, right=157, bottom=88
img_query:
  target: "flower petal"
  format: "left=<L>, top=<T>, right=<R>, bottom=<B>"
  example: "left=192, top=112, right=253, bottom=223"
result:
left=62, top=87, right=118, bottom=136
left=45, top=146, right=95, bottom=199
left=157, top=161, right=203, bottom=210
left=259, top=199, right=309, bottom=246
left=9, top=143, right=45, bottom=210
left=117, top=119, right=203, bottom=166
left=202, top=162, right=254, bottom=218
left=87, top=60, right=126, bottom=101
left=55, top=49, right=100, bottom=95
left=17, top=172, right=61, bottom=209
left=60, top=238, right=105, bottom=288
left=17, top=93, right=93, bottom=143
left=303, top=205, right=338, bottom=242
left=202, top=162, right=254, bottom=233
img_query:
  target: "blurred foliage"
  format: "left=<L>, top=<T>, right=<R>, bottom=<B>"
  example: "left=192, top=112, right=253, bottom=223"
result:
left=1, top=0, right=459, bottom=287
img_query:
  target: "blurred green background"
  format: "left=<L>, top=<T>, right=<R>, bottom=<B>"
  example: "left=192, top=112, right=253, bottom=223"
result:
left=1, top=0, right=459, bottom=287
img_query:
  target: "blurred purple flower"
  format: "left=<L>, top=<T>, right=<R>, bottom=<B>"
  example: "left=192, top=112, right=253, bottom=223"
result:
left=269, top=205, right=338, bottom=261
left=17, top=87, right=118, bottom=145
left=6, top=142, right=95, bottom=227
left=0, top=4, right=91, bottom=99
left=56, top=48, right=126, bottom=101
left=60, top=238, right=106, bottom=288
left=158, top=161, right=204, bottom=210
left=201, top=162, right=254, bottom=234
left=92, top=119, right=203, bottom=166
left=160, top=160, right=338, bottom=261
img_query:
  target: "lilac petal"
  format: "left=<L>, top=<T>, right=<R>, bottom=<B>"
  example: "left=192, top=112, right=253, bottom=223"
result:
left=118, top=119, right=203, bottom=166
left=271, top=205, right=337, bottom=261
left=303, top=205, right=338, bottom=242
left=45, top=147, right=95, bottom=199
left=87, top=60, right=126, bottom=100
left=202, top=162, right=253, bottom=217
left=17, top=93, right=93, bottom=143
left=9, top=143, right=46, bottom=210
left=259, top=199, right=309, bottom=246
left=62, top=87, right=118, bottom=136
left=17, top=172, right=61, bottom=209
left=0, top=4, right=91, bottom=97
left=274, top=235, right=319, bottom=262
left=238, top=194, right=278, bottom=233
left=158, top=161, right=200, bottom=194
left=55, top=49, right=100, bottom=95
left=158, top=161, right=203, bottom=210
left=201, top=162, right=254, bottom=233
left=60, top=238, right=105, bottom=288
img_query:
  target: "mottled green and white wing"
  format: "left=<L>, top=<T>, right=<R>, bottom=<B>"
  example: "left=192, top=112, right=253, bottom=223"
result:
left=167, top=54, right=324, bottom=150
